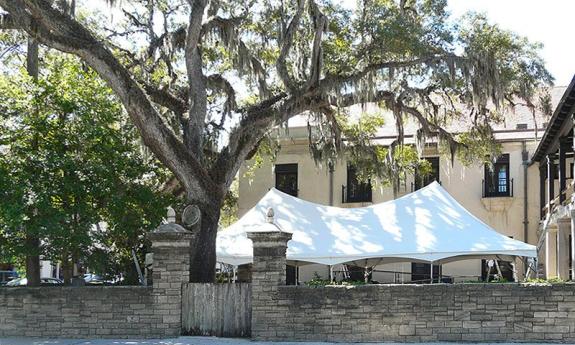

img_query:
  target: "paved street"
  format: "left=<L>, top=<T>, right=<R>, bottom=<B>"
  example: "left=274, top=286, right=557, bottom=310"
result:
left=0, top=337, right=566, bottom=345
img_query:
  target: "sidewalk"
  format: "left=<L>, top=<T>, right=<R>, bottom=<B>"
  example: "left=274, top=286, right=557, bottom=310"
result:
left=0, top=337, right=561, bottom=345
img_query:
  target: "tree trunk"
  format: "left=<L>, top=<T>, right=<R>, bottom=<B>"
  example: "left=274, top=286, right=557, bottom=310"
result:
left=189, top=204, right=221, bottom=283
left=24, top=235, right=41, bottom=286
left=25, top=37, right=41, bottom=287
left=61, top=256, right=73, bottom=285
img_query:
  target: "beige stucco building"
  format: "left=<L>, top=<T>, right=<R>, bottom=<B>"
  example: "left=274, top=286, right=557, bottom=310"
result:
left=237, top=87, right=567, bottom=284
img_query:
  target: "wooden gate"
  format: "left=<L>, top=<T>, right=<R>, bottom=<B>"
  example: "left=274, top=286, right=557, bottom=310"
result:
left=181, top=283, right=251, bottom=337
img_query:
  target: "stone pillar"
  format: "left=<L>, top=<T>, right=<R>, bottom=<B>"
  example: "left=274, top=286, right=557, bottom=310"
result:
left=148, top=208, right=193, bottom=337
left=546, top=226, right=558, bottom=279
left=247, top=208, right=292, bottom=340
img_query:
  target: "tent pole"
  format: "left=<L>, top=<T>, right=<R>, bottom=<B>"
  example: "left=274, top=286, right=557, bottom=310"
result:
left=232, top=265, right=237, bottom=283
left=430, top=262, right=434, bottom=284
left=329, top=265, right=333, bottom=282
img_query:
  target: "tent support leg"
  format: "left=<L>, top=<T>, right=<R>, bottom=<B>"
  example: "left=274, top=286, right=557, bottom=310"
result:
left=430, top=262, right=434, bottom=284
left=329, top=265, right=333, bottom=282
left=495, top=260, right=503, bottom=279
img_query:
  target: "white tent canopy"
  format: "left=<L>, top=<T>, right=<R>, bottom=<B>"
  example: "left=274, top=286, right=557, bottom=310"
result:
left=217, top=182, right=536, bottom=267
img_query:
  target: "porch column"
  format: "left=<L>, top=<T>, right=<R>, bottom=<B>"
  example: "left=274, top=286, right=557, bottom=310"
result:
left=545, top=226, right=558, bottom=279
left=148, top=208, right=193, bottom=337
left=556, top=218, right=570, bottom=280
left=247, top=208, right=293, bottom=340
left=571, top=210, right=575, bottom=280
left=539, top=162, right=547, bottom=219
left=547, top=154, right=555, bottom=215
left=559, top=138, right=568, bottom=204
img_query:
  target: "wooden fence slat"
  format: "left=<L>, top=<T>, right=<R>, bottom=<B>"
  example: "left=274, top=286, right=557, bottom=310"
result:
left=181, top=283, right=251, bottom=337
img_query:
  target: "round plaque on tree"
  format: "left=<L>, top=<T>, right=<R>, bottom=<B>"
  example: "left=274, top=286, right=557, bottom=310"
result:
left=182, top=204, right=201, bottom=229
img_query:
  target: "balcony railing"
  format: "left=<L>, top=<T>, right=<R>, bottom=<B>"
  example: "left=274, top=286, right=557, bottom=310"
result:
left=482, top=178, right=513, bottom=198
left=342, top=184, right=372, bottom=203
left=540, top=180, right=575, bottom=218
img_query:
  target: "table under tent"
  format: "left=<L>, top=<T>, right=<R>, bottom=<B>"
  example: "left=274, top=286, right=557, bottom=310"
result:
left=216, top=182, right=537, bottom=284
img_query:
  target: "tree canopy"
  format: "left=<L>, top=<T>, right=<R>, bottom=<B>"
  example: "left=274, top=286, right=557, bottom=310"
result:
left=0, top=55, right=173, bottom=282
left=0, top=0, right=553, bottom=281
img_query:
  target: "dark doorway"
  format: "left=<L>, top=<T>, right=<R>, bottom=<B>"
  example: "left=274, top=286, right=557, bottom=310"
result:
left=344, top=165, right=372, bottom=203
left=414, top=157, right=440, bottom=190
left=286, top=265, right=296, bottom=285
left=275, top=163, right=298, bottom=196
left=411, top=262, right=440, bottom=283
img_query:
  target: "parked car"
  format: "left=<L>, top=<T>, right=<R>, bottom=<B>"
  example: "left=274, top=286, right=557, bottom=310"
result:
left=83, top=273, right=105, bottom=285
left=0, top=271, right=18, bottom=285
left=5, top=277, right=63, bottom=286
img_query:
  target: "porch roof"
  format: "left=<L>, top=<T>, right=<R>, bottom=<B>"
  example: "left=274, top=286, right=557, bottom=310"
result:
left=531, top=76, right=575, bottom=163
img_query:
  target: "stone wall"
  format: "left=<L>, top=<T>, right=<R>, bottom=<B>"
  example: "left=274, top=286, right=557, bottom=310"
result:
left=252, top=283, right=575, bottom=342
left=0, top=286, right=162, bottom=338
left=0, top=218, right=193, bottom=340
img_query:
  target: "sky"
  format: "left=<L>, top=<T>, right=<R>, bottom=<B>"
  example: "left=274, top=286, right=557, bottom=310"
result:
left=449, top=0, right=574, bottom=86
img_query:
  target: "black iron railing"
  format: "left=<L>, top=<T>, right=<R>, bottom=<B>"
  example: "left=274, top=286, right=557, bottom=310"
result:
left=342, top=184, right=372, bottom=203
left=482, top=178, right=513, bottom=198
left=411, top=180, right=442, bottom=192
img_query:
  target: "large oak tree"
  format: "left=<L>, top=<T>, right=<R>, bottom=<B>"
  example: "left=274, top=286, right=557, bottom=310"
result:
left=0, top=0, right=552, bottom=282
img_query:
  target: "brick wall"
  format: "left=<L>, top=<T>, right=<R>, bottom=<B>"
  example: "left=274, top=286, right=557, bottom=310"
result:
left=0, top=286, right=163, bottom=338
left=252, top=283, right=575, bottom=342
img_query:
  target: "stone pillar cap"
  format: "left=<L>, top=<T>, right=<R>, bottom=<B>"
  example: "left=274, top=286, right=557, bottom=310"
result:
left=148, top=207, right=192, bottom=242
left=249, top=222, right=292, bottom=233
left=153, top=222, right=190, bottom=233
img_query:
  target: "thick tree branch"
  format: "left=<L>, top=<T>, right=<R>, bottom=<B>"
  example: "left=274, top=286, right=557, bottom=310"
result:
left=319, top=54, right=461, bottom=92
left=0, top=0, right=218, bottom=203
left=330, top=90, right=394, bottom=108
left=142, top=83, right=188, bottom=114
left=304, top=0, right=327, bottom=91
left=185, top=0, right=208, bottom=157
left=276, top=0, right=305, bottom=91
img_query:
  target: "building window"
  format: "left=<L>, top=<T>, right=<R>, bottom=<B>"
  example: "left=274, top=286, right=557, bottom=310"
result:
left=414, top=157, right=440, bottom=191
left=484, top=154, right=511, bottom=197
left=275, top=163, right=298, bottom=197
left=343, top=165, right=372, bottom=203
